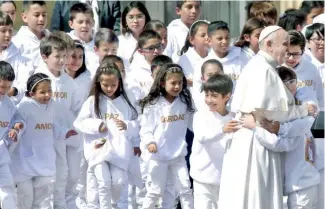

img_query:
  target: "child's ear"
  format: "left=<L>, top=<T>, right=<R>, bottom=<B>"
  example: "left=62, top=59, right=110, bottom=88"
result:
left=207, top=37, right=213, bottom=47
left=296, top=24, right=302, bottom=31
left=224, top=93, right=231, bottom=101
left=243, top=34, right=250, bottom=43
left=94, top=46, right=99, bottom=52
left=41, top=54, right=48, bottom=62
left=29, top=92, right=35, bottom=97
left=189, top=36, right=195, bottom=46
left=68, top=20, right=74, bottom=30
left=176, top=7, right=181, bottom=16
left=21, top=13, right=28, bottom=24
left=138, top=48, right=144, bottom=56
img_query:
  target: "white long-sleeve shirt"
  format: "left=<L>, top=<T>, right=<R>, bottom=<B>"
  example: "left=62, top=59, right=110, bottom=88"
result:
left=0, top=43, right=34, bottom=104
left=74, top=94, right=139, bottom=170
left=190, top=109, right=234, bottom=185
left=10, top=97, right=68, bottom=183
left=140, top=96, right=193, bottom=161
left=240, top=46, right=255, bottom=67
left=117, top=33, right=137, bottom=63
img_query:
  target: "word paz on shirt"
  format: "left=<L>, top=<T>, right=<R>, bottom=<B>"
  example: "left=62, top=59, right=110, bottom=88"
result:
left=105, top=113, right=119, bottom=120
left=161, top=114, right=185, bottom=123
left=0, top=121, right=9, bottom=128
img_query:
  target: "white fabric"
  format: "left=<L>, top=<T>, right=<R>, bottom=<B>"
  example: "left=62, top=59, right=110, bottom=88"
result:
left=193, top=180, right=219, bottom=209
left=117, top=33, right=137, bottom=63
left=313, top=13, right=325, bottom=24
left=317, top=169, right=324, bottom=209
left=73, top=70, right=92, bottom=106
left=16, top=176, right=53, bottom=209
left=142, top=157, right=193, bottom=209
left=258, top=26, right=282, bottom=43
left=165, top=19, right=189, bottom=63
left=240, top=46, right=256, bottom=67
left=287, top=186, right=318, bottom=209
left=190, top=110, right=234, bottom=185
left=76, top=153, right=88, bottom=209
left=0, top=164, right=16, bottom=209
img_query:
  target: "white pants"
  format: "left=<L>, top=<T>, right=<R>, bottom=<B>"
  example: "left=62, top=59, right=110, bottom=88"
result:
left=87, top=162, right=127, bottom=209
left=287, top=186, right=318, bottom=209
left=193, top=180, right=219, bottom=209
left=17, top=176, right=53, bottom=209
left=0, top=164, right=16, bottom=209
left=76, top=153, right=88, bottom=209
left=142, top=157, right=193, bottom=209
left=317, top=169, right=324, bottom=209
left=54, top=142, right=81, bottom=209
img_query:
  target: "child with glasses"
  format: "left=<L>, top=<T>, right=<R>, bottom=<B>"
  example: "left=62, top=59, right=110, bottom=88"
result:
left=283, top=30, right=324, bottom=111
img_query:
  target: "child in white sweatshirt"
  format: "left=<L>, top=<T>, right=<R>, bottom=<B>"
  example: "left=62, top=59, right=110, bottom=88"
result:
left=139, top=63, right=195, bottom=209
left=190, top=73, right=239, bottom=209
left=11, top=73, right=78, bottom=209
left=74, top=62, right=139, bottom=209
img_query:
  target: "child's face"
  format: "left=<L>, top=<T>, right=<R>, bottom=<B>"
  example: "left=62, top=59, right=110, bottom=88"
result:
left=139, top=38, right=163, bottom=64
left=69, top=13, right=94, bottom=42
left=244, top=27, right=263, bottom=54
left=156, top=28, right=168, bottom=50
left=209, top=29, right=230, bottom=55
left=99, top=74, right=119, bottom=99
left=126, top=8, right=146, bottom=34
left=22, top=4, right=47, bottom=34
left=163, top=72, right=183, bottom=97
left=1, top=2, right=16, bottom=23
left=66, top=47, right=83, bottom=72
left=306, top=7, right=324, bottom=24
left=95, top=41, right=118, bottom=61
left=0, top=24, right=13, bottom=48
left=190, top=24, right=209, bottom=51
left=202, top=64, right=223, bottom=82
left=283, top=79, right=297, bottom=96
left=307, top=32, right=324, bottom=61
left=284, top=45, right=303, bottom=68
left=43, top=48, right=66, bottom=72
left=205, top=90, right=230, bottom=112
left=0, top=79, right=12, bottom=96
left=176, top=1, right=201, bottom=27
left=30, top=80, right=52, bottom=104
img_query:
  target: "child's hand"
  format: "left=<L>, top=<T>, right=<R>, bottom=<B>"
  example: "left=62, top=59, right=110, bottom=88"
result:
left=114, top=119, right=127, bottom=131
left=99, top=122, right=108, bottom=133
left=308, top=104, right=317, bottom=117
left=8, top=129, right=18, bottom=142
left=94, top=139, right=106, bottom=149
left=222, top=120, right=240, bottom=133
left=133, top=147, right=142, bottom=157
left=260, top=119, right=280, bottom=134
left=13, top=123, right=24, bottom=131
left=148, top=143, right=157, bottom=153
left=66, top=130, right=78, bottom=139
left=240, top=114, right=256, bottom=129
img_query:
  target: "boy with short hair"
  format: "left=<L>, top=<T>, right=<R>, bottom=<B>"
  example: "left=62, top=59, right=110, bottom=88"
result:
left=34, top=34, right=82, bottom=209
left=0, top=11, right=33, bottom=104
left=246, top=1, right=278, bottom=25
left=165, top=0, right=201, bottom=63
left=12, top=1, right=49, bottom=69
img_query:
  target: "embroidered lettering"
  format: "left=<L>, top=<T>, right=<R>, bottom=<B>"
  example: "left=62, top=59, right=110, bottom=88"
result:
left=161, top=114, right=185, bottom=123
left=0, top=121, right=9, bottom=128
left=226, top=73, right=239, bottom=81
left=297, top=80, right=313, bottom=87
left=105, top=113, right=119, bottom=120
left=52, top=92, right=68, bottom=99
left=35, top=123, right=52, bottom=130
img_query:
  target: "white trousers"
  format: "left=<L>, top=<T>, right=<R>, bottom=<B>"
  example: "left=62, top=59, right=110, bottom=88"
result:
left=54, top=143, right=81, bottom=209
left=87, top=162, right=127, bottom=209
left=287, top=186, right=318, bottom=209
left=317, top=169, right=324, bottom=209
left=76, top=153, right=88, bottom=209
left=0, top=164, right=16, bottom=209
left=142, top=157, right=194, bottom=209
left=17, top=176, right=53, bottom=209
left=193, top=180, right=219, bottom=209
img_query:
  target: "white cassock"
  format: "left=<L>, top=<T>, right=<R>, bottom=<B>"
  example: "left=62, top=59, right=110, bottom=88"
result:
left=218, top=50, right=308, bottom=209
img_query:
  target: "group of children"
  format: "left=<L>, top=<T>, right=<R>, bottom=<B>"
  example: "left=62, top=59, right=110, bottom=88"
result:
left=0, top=0, right=324, bottom=209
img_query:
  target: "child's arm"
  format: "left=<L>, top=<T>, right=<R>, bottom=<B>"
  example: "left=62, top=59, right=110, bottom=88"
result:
left=70, top=82, right=85, bottom=115
left=139, top=108, right=157, bottom=151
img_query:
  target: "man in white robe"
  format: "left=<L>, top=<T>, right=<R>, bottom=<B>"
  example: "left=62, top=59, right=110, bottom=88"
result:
left=218, top=26, right=308, bottom=209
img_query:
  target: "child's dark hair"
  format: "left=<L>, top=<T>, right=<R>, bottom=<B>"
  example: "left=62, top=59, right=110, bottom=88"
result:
left=277, top=66, right=297, bottom=81
left=94, top=28, right=119, bottom=48
left=208, top=21, right=229, bottom=37
left=176, top=1, right=202, bottom=9
left=247, top=1, right=277, bottom=25
left=129, top=30, right=162, bottom=63
left=0, top=1, right=16, bottom=9
left=143, top=20, right=166, bottom=32
left=69, top=2, right=93, bottom=21
left=300, top=1, right=324, bottom=14
left=101, top=55, right=124, bottom=66
left=73, top=40, right=87, bottom=78
left=305, top=23, right=324, bottom=40
left=151, top=55, right=173, bottom=73
left=40, top=35, right=67, bottom=57
left=234, top=17, right=266, bottom=48
left=288, top=30, right=306, bottom=51
left=25, top=73, right=50, bottom=97
left=181, top=20, right=209, bottom=55
left=202, top=74, right=233, bottom=97
left=23, top=1, right=46, bottom=13
left=201, top=59, right=223, bottom=76
left=0, top=61, right=14, bottom=81
left=0, top=10, right=12, bottom=26
left=139, top=63, right=195, bottom=113
left=90, top=62, right=138, bottom=119
left=278, top=9, right=306, bottom=31
left=121, top=1, right=151, bottom=35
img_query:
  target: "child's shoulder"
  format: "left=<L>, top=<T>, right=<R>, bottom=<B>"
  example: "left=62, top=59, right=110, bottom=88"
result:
left=0, top=95, right=15, bottom=109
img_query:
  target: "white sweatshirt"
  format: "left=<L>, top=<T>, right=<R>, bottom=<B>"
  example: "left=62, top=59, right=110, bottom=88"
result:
left=117, top=33, right=137, bottom=63
left=33, top=67, right=83, bottom=147
left=10, top=97, right=69, bottom=183
left=140, top=96, right=193, bottom=161
left=0, top=43, right=34, bottom=104
left=240, top=46, right=255, bottom=67
left=165, top=19, right=189, bottom=63
left=73, top=70, right=92, bottom=104
left=12, top=26, right=50, bottom=69
left=190, top=109, right=234, bottom=185
left=74, top=94, right=139, bottom=170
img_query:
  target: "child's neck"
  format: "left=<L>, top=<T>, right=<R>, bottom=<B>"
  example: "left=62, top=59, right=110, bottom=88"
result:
left=28, top=26, right=44, bottom=40
left=194, top=47, right=208, bottom=58
left=249, top=45, right=258, bottom=54
left=66, top=69, right=76, bottom=79
left=215, top=107, right=228, bottom=116
left=0, top=45, right=8, bottom=55
left=48, top=68, right=61, bottom=78
left=164, top=94, right=176, bottom=103
left=315, top=53, right=325, bottom=63
left=214, top=50, right=228, bottom=59
left=131, top=31, right=141, bottom=40
left=79, top=35, right=92, bottom=43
